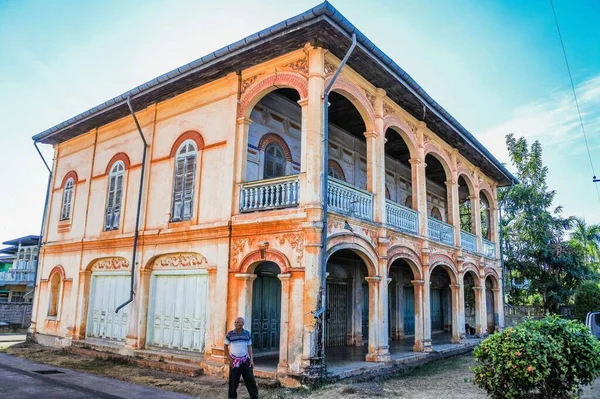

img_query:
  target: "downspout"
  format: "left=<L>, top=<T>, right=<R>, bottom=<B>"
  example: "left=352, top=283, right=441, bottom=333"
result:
left=317, top=33, right=357, bottom=368
left=498, top=180, right=515, bottom=313
left=31, top=141, right=53, bottom=328
left=116, top=96, right=149, bottom=313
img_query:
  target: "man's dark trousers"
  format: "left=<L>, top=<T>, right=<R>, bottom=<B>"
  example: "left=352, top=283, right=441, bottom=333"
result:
left=228, top=360, right=258, bottom=399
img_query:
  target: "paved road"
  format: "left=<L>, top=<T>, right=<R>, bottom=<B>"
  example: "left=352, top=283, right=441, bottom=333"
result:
left=0, top=353, right=194, bottom=398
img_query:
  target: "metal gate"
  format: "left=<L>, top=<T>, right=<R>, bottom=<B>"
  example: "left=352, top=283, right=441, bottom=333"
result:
left=148, top=272, right=208, bottom=352
left=251, top=276, right=281, bottom=353
left=430, top=288, right=443, bottom=331
left=404, top=286, right=415, bottom=335
left=326, top=281, right=348, bottom=347
left=87, top=273, right=130, bottom=341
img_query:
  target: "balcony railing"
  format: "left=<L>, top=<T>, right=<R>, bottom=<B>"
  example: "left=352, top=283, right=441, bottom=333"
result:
left=328, top=177, right=373, bottom=221
left=386, top=200, right=419, bottom=236
left=0, top=270, right=35, bottom=284
left=239, top=175, right=300, bottom=212
left=460, top=230, right=477, bottom=253
left=482, top=238, right=496, bottom=258
left=428, top=217, right=455, bottom=246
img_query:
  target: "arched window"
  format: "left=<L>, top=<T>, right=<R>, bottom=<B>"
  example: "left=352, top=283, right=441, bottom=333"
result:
left=459, top=199, right=472, bottom=232
left=172, top=140, right=198, bottom=222
left=431, top=207, right=442, bottom=221
left=263, top=142, right=286, bottom=179
left=480, top=194, right=491, bottom=240
left=60, top=178, right=75, bottom=221
left=47, top=272, right=62, bottom=317
left=385, top=186, right=391, bottom=200
left=104, top=161, right=125, bottom=231
left=327, top=160, right=345, bottom=181
left=405, top=195, right=413, bottom=209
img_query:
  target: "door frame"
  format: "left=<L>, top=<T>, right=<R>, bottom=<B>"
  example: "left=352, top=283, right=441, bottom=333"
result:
left=147, top=268, right=209, bottom=352
left=251, top=274, right=282, bottom=356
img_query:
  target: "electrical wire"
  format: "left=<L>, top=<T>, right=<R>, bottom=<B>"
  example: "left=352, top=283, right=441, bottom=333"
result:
left=549, top=0, right=600, bottom=202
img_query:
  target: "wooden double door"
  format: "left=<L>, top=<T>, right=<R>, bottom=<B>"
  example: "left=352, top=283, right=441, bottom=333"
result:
left=251, top=275, right=281, bottom=353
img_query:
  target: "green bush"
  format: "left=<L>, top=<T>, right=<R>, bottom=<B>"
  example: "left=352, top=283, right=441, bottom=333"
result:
left=473, top=316, right=600, bottom=398
left=572, top=281, right=600, bottom=322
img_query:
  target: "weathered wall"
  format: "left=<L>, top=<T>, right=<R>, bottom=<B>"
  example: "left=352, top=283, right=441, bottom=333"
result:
left=0, top=303, right=32, bottom=327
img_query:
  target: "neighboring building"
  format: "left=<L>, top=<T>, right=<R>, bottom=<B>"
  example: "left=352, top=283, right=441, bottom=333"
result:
left=30, top=2, right=516, bottom=380
left=0, top=235, right=38, bottom=303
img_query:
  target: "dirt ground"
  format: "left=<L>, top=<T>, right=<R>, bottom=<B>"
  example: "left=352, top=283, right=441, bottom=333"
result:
left=2, top=343, right=599, bottom=398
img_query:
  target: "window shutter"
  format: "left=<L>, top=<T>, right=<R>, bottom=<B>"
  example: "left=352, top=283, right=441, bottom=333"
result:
left=172, top=156, right=186, bottom=221
left=105, top=174, right=116, bottom=229
left=112, top=174, right=123, bottom=229
left=182, top=154, right=196, bottom=219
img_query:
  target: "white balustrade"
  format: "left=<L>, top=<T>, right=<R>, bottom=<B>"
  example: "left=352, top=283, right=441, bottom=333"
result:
left=460, top=230, right=477, bottom=253
left=427, top=217, right=455, bottom=246
left=327, top=177, right=373, bottom=221
left=239, top=175, right=300, bottom=212
left=386, top=200, right=419, bottom=235
left=0, top=270, right=34, bottom=283
left=482, top=238, right=496, bottom=258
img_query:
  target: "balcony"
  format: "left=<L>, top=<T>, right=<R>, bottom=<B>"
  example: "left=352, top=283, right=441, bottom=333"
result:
left=0, top=269, right=35, bottom=285
left=482, top=238, right=496, bottom=259
left=239, top=175, right=300, bottom=213
left=327, top=177, right=373, bottom=221
left=386, top=200, right=418, bottom=236
left=460, top=230, right=477, bottom=253
left=427, top=217, right=455, bottom=246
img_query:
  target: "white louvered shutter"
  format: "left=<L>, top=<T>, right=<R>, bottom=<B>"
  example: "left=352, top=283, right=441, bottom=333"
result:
left=182, top=153, right=196, bottom=219
left=60, top=180, right=74, bottom=220
left=105, top=163, right=125, bottom=230
left=105, top=174, right=116, bottom=229
left=172, top=156, right=186, bottom=221
left=112, top=174, right=123, bottom=229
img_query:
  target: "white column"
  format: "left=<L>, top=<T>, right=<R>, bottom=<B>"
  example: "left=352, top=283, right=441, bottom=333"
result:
left=449, top=284, right=461, bottom=343
left=234, top=273, right=257, bottom=327
left=411, top=279, right=425, bottom=351
left=277, top=273, right=291, bottom=373
left=422, top=263, right=433, bottom=351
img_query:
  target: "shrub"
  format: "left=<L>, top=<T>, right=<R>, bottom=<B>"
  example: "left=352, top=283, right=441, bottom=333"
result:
left=572, top=281, right=600, bottom=322
left=473, top=316, right=600, bottom=399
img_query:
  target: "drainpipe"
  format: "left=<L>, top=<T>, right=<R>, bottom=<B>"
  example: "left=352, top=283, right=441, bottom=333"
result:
left=116, top=96, right=149, bottom=313
left=316, top=33, right=357, bottom=369
left=31, top=141, right=53, bottom=329
left=498, top=181, right=515, bottom=314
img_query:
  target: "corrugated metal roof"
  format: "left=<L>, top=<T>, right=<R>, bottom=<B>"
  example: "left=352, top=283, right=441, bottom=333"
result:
left=32, top=1, right=517, bottom=186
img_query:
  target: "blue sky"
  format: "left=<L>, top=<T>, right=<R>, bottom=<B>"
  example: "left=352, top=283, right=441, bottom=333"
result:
left=0, top=0, right=598, bottom=244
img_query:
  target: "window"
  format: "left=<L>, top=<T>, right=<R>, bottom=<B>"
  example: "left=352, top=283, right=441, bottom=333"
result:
left=431, top=207, right=442, bottom=221
left=172, top=141, right=197, bottom=222
left=480, top=195, right=491, bottom=239
left=385, top=186, right=391, bottom=200
left=104, top=161, right=125, bottom=231
left=10, top=291, right=25, bottom=303
left=327, top=160, right=345, bottom=181
left=459, top=199, right=472, bottom=232
left=60, top=178, right=75, bottom=221
left=263, top=142, right=286, bottom=179
left=47, top=273, right=62, bottom=317
left=405, top=195, right=413, bottom=209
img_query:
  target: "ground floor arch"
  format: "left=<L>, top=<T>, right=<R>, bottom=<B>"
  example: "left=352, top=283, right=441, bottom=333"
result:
left=428, top=263, right=460, bottom=345
left=485, top=276, right=497, bottom=333
left=251, top=262, right=282, bottom=354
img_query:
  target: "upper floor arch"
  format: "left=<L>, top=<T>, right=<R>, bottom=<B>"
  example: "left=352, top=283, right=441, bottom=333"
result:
left=238, top=72, right=308, bottom=119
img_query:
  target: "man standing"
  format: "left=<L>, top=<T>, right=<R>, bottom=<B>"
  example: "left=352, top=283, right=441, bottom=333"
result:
left=224, top=317, right=258, bottom=399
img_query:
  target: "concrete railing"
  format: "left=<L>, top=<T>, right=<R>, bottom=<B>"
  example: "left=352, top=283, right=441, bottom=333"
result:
left=328, top=177, right=373, bottom=221
left=386, top=200, right=418, bottom=235
left=482, top=238, right=496, bottom=258
left=460, top=230, right=477, bottom=253
left=427, top=217, right=455, bottom=246
left=239, top=175, right=300, bottom=212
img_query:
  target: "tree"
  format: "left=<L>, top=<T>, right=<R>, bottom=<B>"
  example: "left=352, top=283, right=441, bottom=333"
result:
left=499, top=134, right=592, bottom=312
left=569, top=217, right=600, bottom=272
left=572, top=281, right=600, bottom=322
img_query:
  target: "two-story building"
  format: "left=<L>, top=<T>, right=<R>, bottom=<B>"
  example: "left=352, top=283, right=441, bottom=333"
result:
left=30, top=2, right=516, bottom=380
left=0, top=235, right=38, bottom=303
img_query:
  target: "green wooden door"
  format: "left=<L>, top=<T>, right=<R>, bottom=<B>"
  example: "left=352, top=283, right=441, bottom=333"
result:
left=430, top=288, right=443, bottom=331
left=404, top=286, right=415, bottom=335
left=251, top=276, right=281, bottom=353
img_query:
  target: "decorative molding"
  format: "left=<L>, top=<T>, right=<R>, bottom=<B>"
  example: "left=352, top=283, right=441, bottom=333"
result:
left=407, top=121, right=417, bottom=134
left=93, top=258, right=130, bottom=271
left=275, top=232, right=304, bottom=267
left=231, top=237, right=257, bottom=269
left=154, top=253, right=208, bottom=269
left=324, top=60, right=336, bottom=75
left=241, top=73, right=262, bottom=94
left=383, top=102, right=394, bottom=116
left=286, top=57, right=309, bottom=75
left=364, top=89, right=376, bottom=108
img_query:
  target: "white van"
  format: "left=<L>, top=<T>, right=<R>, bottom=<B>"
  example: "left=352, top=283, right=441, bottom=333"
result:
left=585, top=312, right=600, bottom=339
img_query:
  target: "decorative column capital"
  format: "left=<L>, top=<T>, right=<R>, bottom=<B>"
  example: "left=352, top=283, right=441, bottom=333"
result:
left=445, top=179, right=456, bottom=188
left=449, top=284, right=461, bottom=290
left=408, top=158, right=422, bottom=165
left=234, top=273, right=257, bottom=281
left=237, top=116, right=253, bottom=126
left=365, top=276, right=382, bottom=285
left=411, top=279, right=425, bottom=287
left=473, top=286, right=484, bottom=292
left=297, top=98, right=309, bottom=107
left=363, top=130, right=379, bottom=139
left=277, top=273, right=292, bottom=281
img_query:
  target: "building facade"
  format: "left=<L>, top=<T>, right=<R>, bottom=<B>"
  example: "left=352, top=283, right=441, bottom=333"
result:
left=0, top=235, right=38, bottom=304
left=31, top=3, right=515, bottom=379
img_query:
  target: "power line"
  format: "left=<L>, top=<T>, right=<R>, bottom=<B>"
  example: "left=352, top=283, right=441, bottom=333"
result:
left=549, top=0, right=600, bottom=202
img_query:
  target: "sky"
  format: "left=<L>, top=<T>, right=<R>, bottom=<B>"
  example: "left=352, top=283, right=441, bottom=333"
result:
left=0, top=0, right=598, bottom=245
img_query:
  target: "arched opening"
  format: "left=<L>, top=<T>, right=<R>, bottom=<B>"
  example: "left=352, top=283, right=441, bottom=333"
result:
left=458, top=176, right=473, bottom=233
left=425, top=154, right=452, bottom=245
left=388, top=258, right=419, bottom=353
left=327, top=91, right=370, bottom=219
left=429, top=265, right=456, bottom=344
left=385, top=128, right=417, bottom=234
left=485, top=276, right=496, bottom=333
left=463, top=271, right=478, bottom=336
left=480, top=191, right=492, bottom=241
left=247, top=89, right=301, bottom=182
left=47, top=272, right=62, bottom=317
left=251, top=262, right=282, bottom=356
left=325, top=249, right=373, bottom=362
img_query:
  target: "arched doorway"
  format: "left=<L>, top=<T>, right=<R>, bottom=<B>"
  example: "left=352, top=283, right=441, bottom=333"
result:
left=485, top=276, right=496, bottom=333
left=463, top=271, right=477, bottom=336
left=325, top=249, right=369, bottom=349
left=425, top=154, right=453, bottom=245
left=429, top=264, right=458, bottom=344
left=251, top=262, right=281, bottom=355
left=388, top=258, right=419, bottom=353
